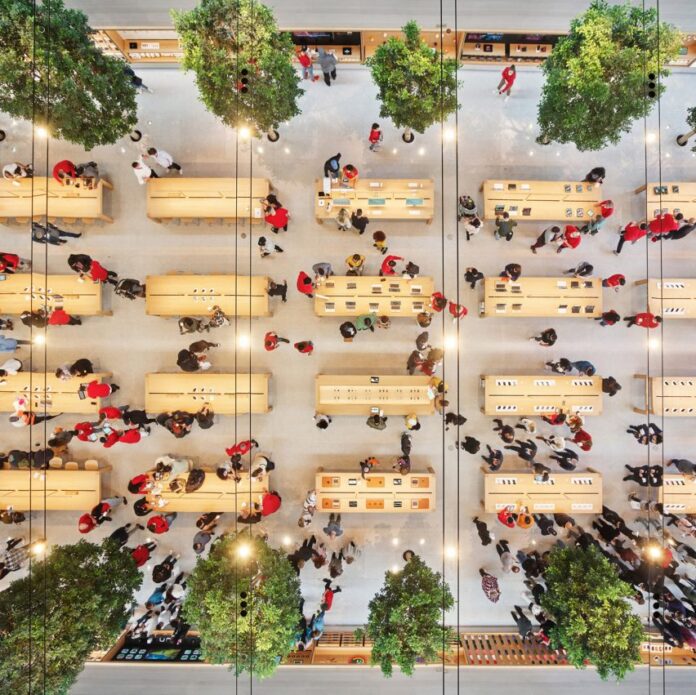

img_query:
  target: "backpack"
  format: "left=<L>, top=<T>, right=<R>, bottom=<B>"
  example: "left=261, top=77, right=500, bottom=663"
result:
left=168, top=478, right=185, bottom=494
left=185, top=469, right=206, bottom=493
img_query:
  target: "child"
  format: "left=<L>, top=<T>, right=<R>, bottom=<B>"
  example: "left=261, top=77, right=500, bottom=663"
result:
left=372, top=230, right=387, bottom=255
left=368, top=123, right=383, bottom=152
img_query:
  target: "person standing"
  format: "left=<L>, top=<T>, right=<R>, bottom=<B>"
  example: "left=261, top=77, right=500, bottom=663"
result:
left=564, top=262, right=593, bottom=278
left=265, top=205, right=290, bottom=233
left=530, top=328, right=557, bottom=347
left=583, top=167, right=606, bottom=184
left=258, top=236, right=283, bottom=258
left=372, top=230, right=387, bottom=254
left=3, top=161, right=33, bottom=182
left=464, top=267, right=484, bottom=289
left=602, top=274, right=626, bottom=291
left=530, top=225, right=561, bottom=253
left=497, top=65, right=516, bottom=97
left=264, top=331, right=290, bottom=351
left=624, top=312, right=661, bottom=329
left=298, top=46, right=315, bottom=80
left=52, top=159, right=77, bottom=185
left=146, top=147, right=182, bottom=175
left=132, top=159, right=158, bottom=184
left=614, top=221, right=648, bottom=254
left=317, top=48, right=337, bottom=86
left=494, top=212, right=516, bottom=241
left=342, top=164, right=359, bottom=187
left=323, top=153, right=341, bottom=179
left=479, top=568, right=501, bottom=603
left=0, top=335, right=31, bottom=352
left=557, top=225, right=581, bottom=253
left=351, top=208, right=369, bottom=235
left=294, top=340, right=314, bottom=356
left=368, top=123, right=383, bottom=151
left=595, top=309, right=620, bottom=326
left=296, top=271, right=315, bottom=298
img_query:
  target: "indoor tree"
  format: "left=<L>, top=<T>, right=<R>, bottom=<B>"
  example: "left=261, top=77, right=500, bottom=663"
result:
left=536, top=0, right=681, bottom=151
left=366, top=20, right=459, bottom=143
left=0, top=539, right=142, bottom=695
left=356, top=554, right=453, bottom=676
left=676, top=106, right=696, bottom=148
left=0, top=0, right=138, bottom=150
left=172, top=0, right=303, bottom=141
left=182, top=532, right=301, bottom=678
left=541, top=545, right=644, bottom=681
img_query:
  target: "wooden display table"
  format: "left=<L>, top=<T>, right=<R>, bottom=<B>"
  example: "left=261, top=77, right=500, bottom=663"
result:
left=634, top=182, right=696, bottom=219
left=482, top=467, right=602, bottom=513
left=315, top=276, right=434, bottom=317
left=0, top=372, right=111, bottom=414
left=482, top=375, right=603, bottom=416
left=636, top=278, right=696, bottom=319
left=145, top=274, right=270, bottom=317
left=145, top=469, right=267, bottom=513
left=634, top=374, right=696, bottom=416
left=314, top=178, right=434, bottom=224
left=481, top=276, right=602, bottom=318
left=480, top=179, right=602, bottom=221
left=662, top=474, right=696, bottom=513
left=315, top=467, right=435, bottom=513
left=145, top=373, right=270, bottom=415
left=0, top=274, right=104, bottom=315
left=146, top=177, right=270, bottom=223
left=0, top=177, right=113, bottom=223
left=315, top=374, right=434, bottom=416
left=0, top=465, right=110, bottom=511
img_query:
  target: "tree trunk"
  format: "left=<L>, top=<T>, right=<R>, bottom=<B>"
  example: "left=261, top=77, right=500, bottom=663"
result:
left=676, top=128, right=696, bottom=147
left=402, top=127, right=415, bottom=143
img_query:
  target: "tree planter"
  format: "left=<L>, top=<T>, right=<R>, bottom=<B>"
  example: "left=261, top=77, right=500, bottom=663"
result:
left=676, top=128, right=696, bottom=146
left=129, top=129, right=143, bottom=142
left=0, top=130, right=5, bottom=142
left=402, top=128, right=415, bottom=143
left=267, top=127, right=280, bottom=142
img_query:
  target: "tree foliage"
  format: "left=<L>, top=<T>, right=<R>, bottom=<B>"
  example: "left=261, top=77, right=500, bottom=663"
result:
left=182, top=532, right=301, bottom=678
left=366, top=21, right=459, bottom=135
left=0, top=0, right=138, bottom=150
left=541, top=545, right=644, bottom=680
left=358, top=554, right=453, bottom=677
left=173, top=0, right=303, bottom=134
left=0, top=539, right=142, bottom=695
left=537, top=0, right=681, bottom=151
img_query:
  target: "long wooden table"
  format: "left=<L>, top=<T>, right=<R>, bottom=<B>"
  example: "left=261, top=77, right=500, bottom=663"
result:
left=0, top=466, right=110, bottom=511
left=634, top=374, right=696, bottom=416
left=314, top=178, right=434, bottom=224
left=481, top=276, right=603, bottom=318
left=480, top=179, right=602, bottom=222
left=146, top=177, right=270, bottom=223
left=0, top=274, right=104, bottom=315
left=482, top=375, right=603, bottom=416
left=661, top=474, right=696, bottom=513
left=0, top=372, right=111, bottom=414
left=145, top=373, right=270, bottom=415
left=636, top=278, right=696, bottom=319
left=315, top=467, right=435, bottom=513
left=634, top=181, right=696, bottom=218
left=315, top=276, right=434, bottom=317
left=315, top=375, right=434, bottom=416
left=145, top=274, right=270, bottom=317
left=145, top=469, right=267, bottom=513
left=0, top=177, right=113, bottom=223
left=482, top=467, right=602, bottom=513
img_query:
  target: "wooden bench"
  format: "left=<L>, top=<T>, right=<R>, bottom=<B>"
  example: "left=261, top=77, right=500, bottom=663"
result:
left=634, top=181, right=696, bottom=219
left=315, top=466, right=436, bottom=513
left=634, top=374, right=696, bottom=416
left=0, top=274, right=104, bottom=315
left=145, top=469, right=267, bottom=513
left=0, top=177, right=113, bottom=223
left=0, top=465, right=110, bottom=511
left=314, top=178, right=434, bottom=224
left=480, top=179, right=602, bottom=222
left=482, top=374, right=603, bottom=416
left=482, top=467, right=602, bottom=513
left=661, top=474, right=696, bottom=513
left=480, top=276, right=602, bottom=318
left=145, top=274, right=270, bottom=317
left=315, top=374, right=434, bottom=416
left=315, top=276, right=434, bottom=317
left=0, top=372, right=112, bottom=414
left=145, top=373, right=270, bottom=415
left=146, top=177, right=270, bottom=223
left=636, top=278, right=696, bottom=319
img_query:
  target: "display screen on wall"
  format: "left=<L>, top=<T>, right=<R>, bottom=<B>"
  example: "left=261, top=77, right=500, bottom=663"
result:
left=291, top=31, right=361, bottom=46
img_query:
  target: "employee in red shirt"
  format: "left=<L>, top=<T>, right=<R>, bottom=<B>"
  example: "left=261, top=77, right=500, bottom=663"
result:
left=297, top=46, right=314, bottom=80
left=75, top=421, right=97, bottom=442
left=294, top=340, right=314, bottom=356
left=128, top=473, right=152, bottom=494
left=0, top=252, right=24, bottom=273
left=130, top=541, right=157, bottom=568
left=78, top=513, right=97, bottom=534
left=264, top=206, right=289, bottom=233
left=52, top=159, right=77, bottom=185
left=261, top=490, right=282, bottom=516
left=602, top=274, right=626, bottom=291
left=321, top=579, right=341, bottom=610
left=430, top=291, right=447, bottom=312
left=84, top=380, right=119, bottom=399
left=497, top=65, right=516, bottom=96
left=368, top=123, right=382, bottom=152
left=296, top=270, right=315, bottom=298
left=100, top=430, right=120, bottom=448
left=225, top=439, right=258, bottom=457
left=624, top=312, right=662, bottom=329
left=615, top=221, right=648, bottom=254
left=449, top=301, right=467, bottom=322
left=264, top=331, right=289, bottom=351
left=147, top=512, right=177, bottom=534
left=99, top=405, right=123, bottom=422
left=557, top=225, right=581, bottom=253
left=342, top=164, right=358, bottom=187
left=597, top=199, right=615, bottom=219
left=48, top=307, right=81, bottom=326
left=572, top=428, right=593, bottom=452
left=118, top=428, right=144, bottom=444
left=380, top=254, right=403, bottom=277
left=649, top=212, right=682, bottom=241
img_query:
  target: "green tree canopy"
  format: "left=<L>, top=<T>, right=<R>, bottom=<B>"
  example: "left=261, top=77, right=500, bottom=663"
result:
left=173, top=0, right=303, bottom=135
left=366, top=21, right=459, bottom=136
left=182, top=532, right=301, bottom=678
left=0, top=0, right=138, bottom=150
left=537, top=0, right=681, bottom=151
left=358, top=554, right=453, bottom=677
left=0, top=539, right=142, bottom=695
left=541, top=545, right=644, bottom=680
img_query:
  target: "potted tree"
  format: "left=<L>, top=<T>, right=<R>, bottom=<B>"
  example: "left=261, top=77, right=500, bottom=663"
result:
left=173, top=0, right=303, bottom=142
left=536, top=0, right=681, bottom=151
left=676, top=107, right=696, bottom=147
left=541, top=545, right=644, bottom=680
left=356, top=554, right=453, bottom=677
left=367, top=21, right=459, bottom=143
left=0, top=0, right=138, bottom=150
left=182, top=532, right=301, bottom=678
left=0, top=539, right=142, bottom=693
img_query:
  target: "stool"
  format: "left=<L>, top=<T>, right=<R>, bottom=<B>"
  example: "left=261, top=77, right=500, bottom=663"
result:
left=84, top=460, right=99, bottom=470
left=48, top=457, right=63, bottom=469
left=64, top=461, right=79, bottom=470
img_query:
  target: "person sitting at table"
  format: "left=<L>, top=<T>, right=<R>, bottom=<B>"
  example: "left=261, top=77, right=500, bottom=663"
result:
left=52, top=159, right=77, bottom=185
left=156, top=410, right=194, bottom=438
left=75, top=161, right=100, bottom=188
left=2, top=161, right=33, bottom=183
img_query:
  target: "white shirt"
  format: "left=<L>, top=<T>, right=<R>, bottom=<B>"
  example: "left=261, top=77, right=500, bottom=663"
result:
left=0, top=358, right=22, bottom=375
left=133, top=162, right=152, bottom=185
left=3, top=163, right=25, bottom=179
left=150, top=149, right=173, bottom=168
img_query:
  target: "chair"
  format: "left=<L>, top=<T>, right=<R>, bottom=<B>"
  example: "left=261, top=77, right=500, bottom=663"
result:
left=84, top=460, right=99, bottom=470
left=48, top=457, right=63, bottom=469
left=64, top=461, right=79, bottom=470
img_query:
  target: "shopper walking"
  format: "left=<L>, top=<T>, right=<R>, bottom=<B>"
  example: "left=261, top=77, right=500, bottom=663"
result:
left=146, top=147, right=182, bottom=174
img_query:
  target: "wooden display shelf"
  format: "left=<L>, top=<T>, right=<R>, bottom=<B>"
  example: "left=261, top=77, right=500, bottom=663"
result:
left=0, top=274, right=104, bottom=316
left=362, top=29, right=461, bottom=61
left=634, top=374, right=696, bottom=416
left=634, top=181, right=696, bottom=219
left=636, top=278, right=696, bottom=319
left=661, top=474, right=696, bottom=513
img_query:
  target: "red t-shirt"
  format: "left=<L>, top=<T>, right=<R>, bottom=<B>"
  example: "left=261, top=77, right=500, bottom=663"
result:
left=562, top=226, right=581, bottom=249
left=649, top=214, right=678, bottom=236
left=633, top=312, right=660, bottom=329
left=295, top=341, right=313, bottom=354
left=119, top=428, right=142, bottom=444
left=598, top=200, right=614, bottom=218
left=431, top=292, right=447, bottom=312
left=0, top=253, right=20, bottom=272
left=623, top=222, right=647, bottom=242
left=78, top=513, right=96, bottom=533
left=147, top=515, right=169, bottom=534
left=48, top=308, right=73, bottom=325
left=343, top=166, right=358, bottom=180
left=129, top=474, right=150, bottom=493
left=497, top=508, right=516, bottom=528
left=502, top=66, right=516, bottom=85
left=573, top=429, right=593, bottom=451
left=296, top=271, right=314, bottom=296
left=369, top=128, right=381, bottom=144
left=265, top=207, right=289, bottom=228
left=264, top=332, right=279, bottom=351
left=101, top=430, right=120, bottom=448
left=99, top=406, right=123, bottom=420
left=603, top=274, right=625, bottom=288
left=131, top=545, right=151, bottom=567
left=298, top=52, right=311, bottom=68
left=380, top=255, right=403, bottom=276
left=52, top=159, right=76, bottom=184
left=322, top=588, right=335, bottom=610
left=261, top=492, right=281, bottom=516
left=75, top=421, right=95, bottom=441
left=89, top=260, right=109, bottom=283
left=225, top=440, right=255, bottom=457
left=449, top=302, right=467, bottom=319
left=86, top=381, right=111, bottom=399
